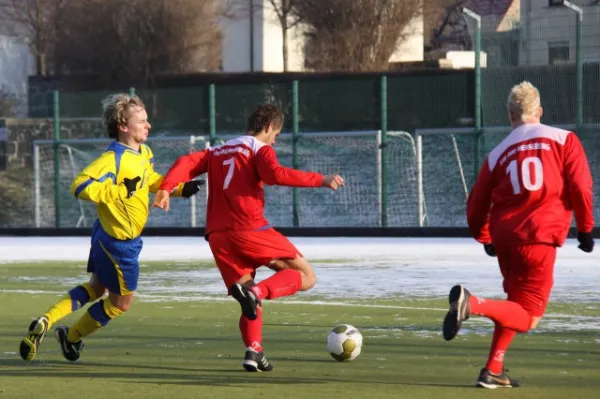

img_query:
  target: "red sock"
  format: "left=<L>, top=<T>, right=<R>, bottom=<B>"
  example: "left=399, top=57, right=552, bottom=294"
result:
left=239, top=306, right=263, bottom=352
left=251, top=269, right=302, bottom=300
left=469, top=296, right=531, bottom=332
left=485, top=323, right=517, bottom=374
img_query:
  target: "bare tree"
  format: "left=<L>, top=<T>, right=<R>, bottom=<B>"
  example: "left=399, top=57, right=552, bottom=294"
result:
left=0, top=0, right=68, bottom=75
left=265, top=1, right=301, bottom=71
left=53, top=0, right=225, bottom=85
left=292, top=0, right=422, bottom=72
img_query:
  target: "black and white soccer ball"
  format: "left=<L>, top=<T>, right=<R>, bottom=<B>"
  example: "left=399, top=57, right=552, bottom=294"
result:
left=326, top=324, right=363, bottom=361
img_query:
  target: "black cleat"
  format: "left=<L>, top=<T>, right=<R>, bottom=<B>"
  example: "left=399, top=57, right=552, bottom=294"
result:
left=55, top=326, right=84, bottom=362
left=229, top=283, right=260, bottom=320
left=477, top=368, right=520, bottom=389
left=443, top=284, right=471, bottom=341
left=243, top=348, right=273, bottom=372
left=19, top=316, right=49, bottom=361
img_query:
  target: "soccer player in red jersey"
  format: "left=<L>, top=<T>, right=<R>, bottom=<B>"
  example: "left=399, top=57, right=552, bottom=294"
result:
left=443, top=81, right=594, bottom=388
left=153, top=104, right=344, bottom=371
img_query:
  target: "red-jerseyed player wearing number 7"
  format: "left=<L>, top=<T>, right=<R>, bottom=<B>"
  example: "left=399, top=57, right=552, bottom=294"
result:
left=443, top=81, right=594, bottom=388
left=152, top=104, right=344, bottom=372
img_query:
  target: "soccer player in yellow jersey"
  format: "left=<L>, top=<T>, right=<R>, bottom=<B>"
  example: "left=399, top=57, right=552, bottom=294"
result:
left=19, top=93, right=203, bottom=362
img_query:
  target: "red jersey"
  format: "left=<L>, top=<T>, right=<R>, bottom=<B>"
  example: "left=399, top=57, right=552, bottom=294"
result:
left=467, top=123, right=593, bottom=247
left=160, top=135, right=323, bottom=234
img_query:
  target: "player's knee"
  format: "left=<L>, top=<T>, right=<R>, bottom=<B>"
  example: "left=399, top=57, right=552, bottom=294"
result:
left=529, top=316, right=542, bottom=330
left=300, top=271, right=316, bottom=291
left=108, top=293, right=135, bottom=312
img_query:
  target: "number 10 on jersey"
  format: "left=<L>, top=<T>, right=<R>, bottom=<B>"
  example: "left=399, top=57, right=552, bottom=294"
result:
left=506, top=156, right=543, bottom=194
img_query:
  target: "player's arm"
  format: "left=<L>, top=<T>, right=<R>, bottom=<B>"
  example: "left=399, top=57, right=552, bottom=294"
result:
left=153, top=150, right=209, bottom=211
left=141, top=146, right=183, bottom=196
left=564, top=133, right=594, bottom=252
left=71, top=152, right=128, bottom=204
left=466, top=160, right=493, bottom=245
left=255, top=146, right=325, bottom=187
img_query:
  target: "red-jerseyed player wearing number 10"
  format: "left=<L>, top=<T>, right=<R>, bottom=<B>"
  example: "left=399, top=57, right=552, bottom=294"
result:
left=443, top=81, right=594, bottom=388
left=152, top=104, right=344, bottom=372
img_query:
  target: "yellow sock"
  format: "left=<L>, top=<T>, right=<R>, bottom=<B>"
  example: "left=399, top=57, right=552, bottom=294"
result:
left=67, top=299, right=123, bottom=342
left=44, top=282, right=97, bottom=328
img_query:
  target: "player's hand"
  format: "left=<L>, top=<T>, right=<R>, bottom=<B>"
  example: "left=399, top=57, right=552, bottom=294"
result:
left=577, top=231, right=594, bottom=253
left=322, top=174, right=344, bottom=191
left=123, top=176, right=141, bottom=198
left=152, top=189, right=171, bottom=212
left=181, top=180, right=205, bottom=198
left=483, top=243, right=496, bottom=257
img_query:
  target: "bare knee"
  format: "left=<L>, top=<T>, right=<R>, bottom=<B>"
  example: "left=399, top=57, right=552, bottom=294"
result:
left=529, top=316, right=542, bottom=330
left=271, top=256, right=316, bottom=291
left=300, top=270, right=316, bottom=291
left=108, top=292, right=135, bottom=312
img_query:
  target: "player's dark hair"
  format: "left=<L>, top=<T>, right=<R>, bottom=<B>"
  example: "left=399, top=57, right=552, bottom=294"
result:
left=247, top=104, right=284, bottom=135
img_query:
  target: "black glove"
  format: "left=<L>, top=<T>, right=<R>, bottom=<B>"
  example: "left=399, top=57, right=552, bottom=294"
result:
left=123, top=176, right=141, bottom=198
left=483, top=243, right=496, bottom=257
left=181, top=180, right=205, bottom=198
left=577, top=231, right=594, bottom=253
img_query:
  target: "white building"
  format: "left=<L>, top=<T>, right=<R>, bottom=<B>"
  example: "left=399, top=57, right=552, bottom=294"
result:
left=520, top=0, right=600, bottom=65
left=222, top=0, right=424, bottom=72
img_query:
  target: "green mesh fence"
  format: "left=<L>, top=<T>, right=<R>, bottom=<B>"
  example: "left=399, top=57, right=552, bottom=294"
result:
left=31, top=131, right=418, bottom=228
left=4, top=3, right=600, bottom=230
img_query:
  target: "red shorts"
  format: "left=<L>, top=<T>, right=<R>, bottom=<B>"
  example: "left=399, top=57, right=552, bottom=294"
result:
left=495, top=244, right=556, bottom=317
left=208, top=228, right=302, bottom=288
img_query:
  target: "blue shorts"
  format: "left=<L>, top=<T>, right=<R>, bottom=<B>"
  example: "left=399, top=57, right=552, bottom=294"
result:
left=87, top=220, right=143, bottom=295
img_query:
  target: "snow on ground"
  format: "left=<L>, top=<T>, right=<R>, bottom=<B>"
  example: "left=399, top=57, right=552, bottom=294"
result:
left=1, top=236, right=598, bottom=303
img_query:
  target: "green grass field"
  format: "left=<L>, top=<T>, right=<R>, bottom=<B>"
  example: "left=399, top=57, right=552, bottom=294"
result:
left=1, top=261, right=599, bottom=399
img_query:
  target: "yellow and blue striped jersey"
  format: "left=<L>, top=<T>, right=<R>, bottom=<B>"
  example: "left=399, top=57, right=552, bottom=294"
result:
left=71, top=141, right=183, bottom=240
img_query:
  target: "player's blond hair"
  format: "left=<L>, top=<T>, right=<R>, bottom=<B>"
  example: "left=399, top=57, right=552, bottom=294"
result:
left=507, top=81, right=541, bottom=122
left=101, top=93, right=145, bottom=139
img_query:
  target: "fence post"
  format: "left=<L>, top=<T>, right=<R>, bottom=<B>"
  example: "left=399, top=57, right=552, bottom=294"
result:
left=209, top=83, right=216, bottom=145
left=575, top=8, right=583, bottom=134
left=292, top=80, right=300, bottom=227
left=380, top=76, right=388, bottom=228
left=53, top=90, right=61, bottom=228
left=462, top=7, right=482, bottom=180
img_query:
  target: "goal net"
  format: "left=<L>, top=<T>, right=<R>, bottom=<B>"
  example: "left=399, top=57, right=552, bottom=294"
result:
left=33, top=130, right=419, bottom=228
left=414, top=126, right=516, bottom=227
left=33, top=136, right=209, bottom=228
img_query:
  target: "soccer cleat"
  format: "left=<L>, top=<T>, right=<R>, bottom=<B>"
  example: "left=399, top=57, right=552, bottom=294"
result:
left=19, top=316, right=49, bottom=361
left=242, top=348, right=273, bottom=372
left=443, top=284, right=471, bottom=341
left=55, top=326, right=84, bottom=362
left=477, top=368, right=521, bottom=389
left=229, top=283, right=260, bottom=320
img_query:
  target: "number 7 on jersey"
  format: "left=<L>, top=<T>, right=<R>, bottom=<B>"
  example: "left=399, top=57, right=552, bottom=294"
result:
left=223, top=157, right=235, bottom=189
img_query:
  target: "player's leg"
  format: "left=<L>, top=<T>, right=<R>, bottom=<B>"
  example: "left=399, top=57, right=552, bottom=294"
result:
left=208, top=232, right=272, bottom=372
left=231, top=228, right=309, bottom=305
left=466, top=244, right=555, bottom=388
left=55, top=233, right=142, bottom=361
left=19, top=244, right=107, bottom=361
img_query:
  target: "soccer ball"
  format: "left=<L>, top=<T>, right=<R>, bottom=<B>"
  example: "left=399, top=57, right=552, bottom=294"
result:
left=326, top=324, right=363, bottom=361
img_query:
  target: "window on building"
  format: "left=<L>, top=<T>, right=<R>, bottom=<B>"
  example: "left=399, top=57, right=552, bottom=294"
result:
left=548, top=41, right=570, bottom=64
